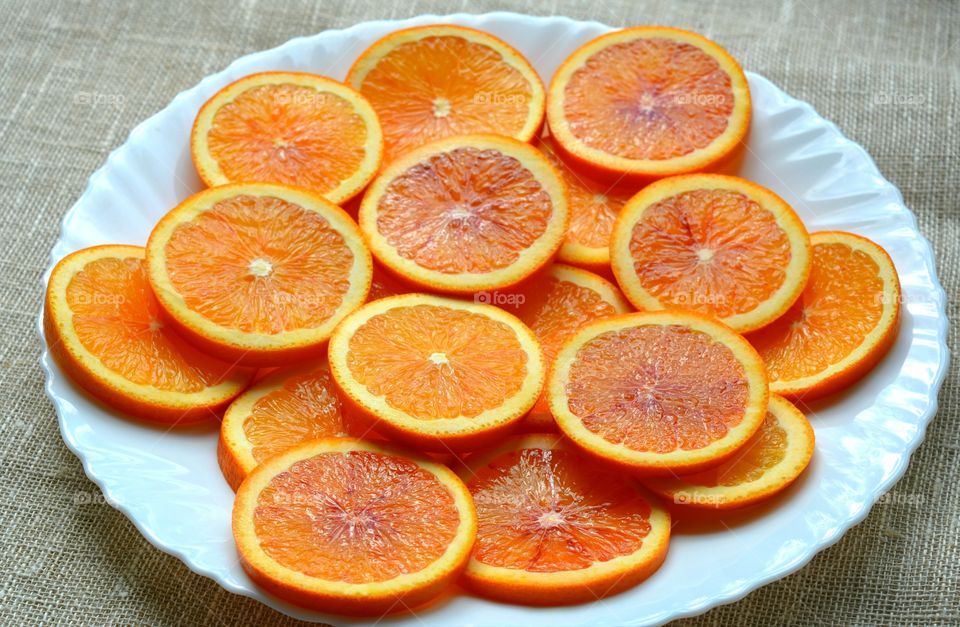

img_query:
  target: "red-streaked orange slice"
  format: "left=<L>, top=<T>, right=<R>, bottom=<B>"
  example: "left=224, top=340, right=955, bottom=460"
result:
left=192, top=72, right=383, bottom=205
left=611, top=174, right=811, bottom=333
left=146, top=183, right=372, bottom=366
left=347, top=25, right=545, bottom=163
left=328, top=293, right=544, bottom=451
left=548, top=310, right=769, bottom=474
left=233, top=438, right=476, bottom=614
left=547, top=27, right=750, bottom=180
left=459, top=434, right=670, bottom=605
left=749, top=231, right=901, bottom=399
left=43, top=245, right=254, bottom=423
left=644, top=395, right=814, bottom=509
left=359, top=134, right=569, bottom=293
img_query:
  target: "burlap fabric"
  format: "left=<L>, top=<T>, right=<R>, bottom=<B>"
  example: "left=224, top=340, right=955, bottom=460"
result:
left=1, top=0, right=956, bottom=624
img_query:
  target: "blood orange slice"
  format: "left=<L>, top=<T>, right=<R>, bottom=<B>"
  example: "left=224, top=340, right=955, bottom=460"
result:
left=748, top=231, right=901, bottom=399
left=510, top=264, right=630, bottom=431
left=459, top=434, right=670, bottom=605
left=233, top=438, right=476, bottom=614
left=328, top=293, right=544, bottom=451
left=43, top=245, right=254, bottom=424
left=191, top=72, right=383, bottom=205
left=610, top=174, right=811, bottom=333
left=218, top=361, right=353, bottom=491
left=547, top=26, right=751, bottom=180
left=146, top=183, right=372, bottom=366
left=359, top=134, right=569, bottom=293
left=644, top=395, right=814, bottom=509
left=347, top=25, right=544, bottom=163
left=548, top=311, right=769, bottom=474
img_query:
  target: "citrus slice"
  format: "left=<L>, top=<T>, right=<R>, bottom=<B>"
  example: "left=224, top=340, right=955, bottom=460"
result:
left=510, top=264, right=631, bottom=431
left=459, top=434, right=670, bottom=605
left=644, top=395, right=814, bottom=509
left=218, top=361, right=354, bottom=491
left=346, top=25, right=545, bottom=163
left=610, top=174, right=811, bottom=333
left=233, top=438, right=476, bottom=614
left=191, top=72, right=383, bottom=205
left=359, top=134, right=569, bottom=293
left=535, top=135, right=633, bottom=270
left=748, top=231, right=901, bottom=399
left=547, top=26, right=751, bottom=180
left=328, top=293, right=544, bottom=451
left=43, top=245, right=254, bottom=423
left=146, top=183, right=372, bottom=366
left=548, top=310, right=768, bottom=474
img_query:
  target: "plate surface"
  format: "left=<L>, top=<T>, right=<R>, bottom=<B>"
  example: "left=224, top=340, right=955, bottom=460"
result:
left=38, top=12, right=949, bottom=627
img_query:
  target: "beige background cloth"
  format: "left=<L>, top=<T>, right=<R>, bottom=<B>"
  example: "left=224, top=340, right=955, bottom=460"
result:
left=1, top=0, right=956, bottom=624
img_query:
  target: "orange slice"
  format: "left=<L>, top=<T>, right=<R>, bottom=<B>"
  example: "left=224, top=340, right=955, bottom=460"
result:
left=644, top=395, right=814, bottom=509
left=459, top=434, right=670, bottom=605
left=346, top=25, right=545, bottom=163
left=233, top=438, right=476, bottom=615
left=43, top=245, right=254, bottom=423
left=328, top=293, right=544, bottom=451
left=510, top=264, right=631, bottom=431
left=548, top=311, right=768, bottom=474
left=146, top=183, right=372, bottom=366
left=547, top=26, right=750, bottom=181
left=191, top=72, right=383, bottom=205
left=359, top=134, right=569, bottom=293
left=535, top=135, right=633, bottom=270
left=218, top=361, right=354, bottom=491
left=611, top=174, right=811, bottom=333
left=748, top=231, right=901, bottom=399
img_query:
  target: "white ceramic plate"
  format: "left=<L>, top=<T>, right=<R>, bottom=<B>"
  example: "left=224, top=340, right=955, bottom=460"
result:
left=38, top=12, right=949, bottom=627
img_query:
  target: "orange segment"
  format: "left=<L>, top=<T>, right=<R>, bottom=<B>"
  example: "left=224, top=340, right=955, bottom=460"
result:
left=192, top=72, right=383, bottom=204
left=548, top=311, right=769, bottom=474
left=547, top=27, right=750, bottom=179
left=645, top=395, right=815, bottom=509
left=328, top=294, right=545, bottom=450
left=359, top=134, right=569, bottom=293
left=347, top=25, right=544, bottom=163
left=459, top=434, right=670, bottom=605
left=748, top=231, right=901, bottom=399
left=535, top=136, right=634, bottom=269
left=43, top=245, right=254, bottom=423
left=218, top=361, right=354, bottom=490
left=146, top=183, right=372, bottom=366
left=510, top=265, right=630, bottom=431
left=611, top=174, right=811, bottom=333
left=233, top=438, right=476, bottom=615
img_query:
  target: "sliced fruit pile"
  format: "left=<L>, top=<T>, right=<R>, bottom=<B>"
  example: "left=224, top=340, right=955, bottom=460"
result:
left=44, top=22, right=902, bottom=617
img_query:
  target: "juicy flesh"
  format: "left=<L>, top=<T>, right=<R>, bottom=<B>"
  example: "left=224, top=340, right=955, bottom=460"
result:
left=750, top=242, right=885, bottom=381
left=207, top=83, right=367, bottom=194
left=538, top=138, right=627, bottom=250
left=376, top=147, right=553, bottom=274
left=164, top=194, right=353, bottom=334
left=254, top=451, right=459, bottom=583
left=67, top=256, right=236, bottom=391
left=563, top=38, right=735, bottom=160
left=245, top=367, right=348, bottom=463
left=566, top=325, right=749, bottom=453
left=357, top=35, right=535, bottom=162
left=676, top=411, right=786, bottom=486
left=346, top=304, right=528, bottom=419
left=470, top=447, right=652, bottom=572
left=628, top=189, right=790, bottom=318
